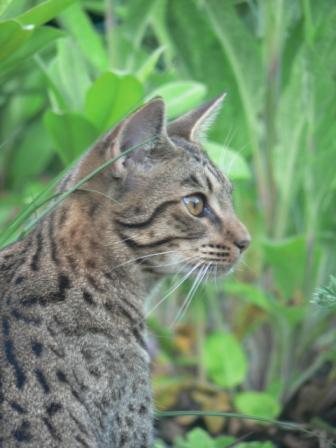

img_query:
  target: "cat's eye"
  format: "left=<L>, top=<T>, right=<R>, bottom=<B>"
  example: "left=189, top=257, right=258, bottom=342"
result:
left=183, top=194, right=206, bottom=217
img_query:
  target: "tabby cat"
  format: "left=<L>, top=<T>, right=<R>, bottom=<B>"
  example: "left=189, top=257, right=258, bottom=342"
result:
left=0, top=95, right=250, bottom=447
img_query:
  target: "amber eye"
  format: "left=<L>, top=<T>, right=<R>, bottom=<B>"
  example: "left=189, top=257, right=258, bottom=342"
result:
left=183, top=194, right=205, bottom=217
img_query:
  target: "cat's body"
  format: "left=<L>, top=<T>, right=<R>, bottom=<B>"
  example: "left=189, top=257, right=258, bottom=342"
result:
left=0, top=97, right=250, bottom=447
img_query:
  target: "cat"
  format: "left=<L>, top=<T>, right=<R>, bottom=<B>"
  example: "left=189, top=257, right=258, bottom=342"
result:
left=0, top=95, right=250, bottom=447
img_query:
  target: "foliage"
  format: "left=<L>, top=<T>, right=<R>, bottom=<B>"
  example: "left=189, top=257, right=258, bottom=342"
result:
left=159, top=427, right=275, bottom=448
left=312, top=275, right=336, bottom=308
left=1, top=0, right=336, bottom=446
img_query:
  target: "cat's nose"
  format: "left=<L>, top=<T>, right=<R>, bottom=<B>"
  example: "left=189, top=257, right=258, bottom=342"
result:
left=234, top=237, right=251, bottom=252
left=229, top=215, right=251, bottom=252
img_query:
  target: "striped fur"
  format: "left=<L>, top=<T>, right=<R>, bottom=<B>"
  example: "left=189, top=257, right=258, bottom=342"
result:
left=0, top=97, right=250, bottom=447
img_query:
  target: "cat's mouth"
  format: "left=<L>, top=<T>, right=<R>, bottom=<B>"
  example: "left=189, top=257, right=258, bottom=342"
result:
left=136, top=243, right=243, bottom=279
left=155, top=249, right=241, bottom=279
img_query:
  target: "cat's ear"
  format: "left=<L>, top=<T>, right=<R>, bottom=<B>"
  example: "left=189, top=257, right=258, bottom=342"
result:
left=105, top=97, right=168, bottom=178
left=168, top=93, right=226, bottom=143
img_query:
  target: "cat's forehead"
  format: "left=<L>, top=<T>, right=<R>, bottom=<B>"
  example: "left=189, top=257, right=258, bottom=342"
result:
left=169, top=136, right=232, bottom=194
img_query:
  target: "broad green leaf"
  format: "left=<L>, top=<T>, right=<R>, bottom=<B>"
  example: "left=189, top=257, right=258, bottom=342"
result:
left=203, top=0, right=262, bottom=121
left=84, top=72, right=143, bottom=132
left=16, top=0, right=75, bottom=27
left=175, top=428, right=215, bottom=448
left=234, top=391, right=281, bottom=419
left=148, top=81, right=207, bottom=119
left=0, top=20, right=34, bottom=63
left=175, top=428, right=236, bottom=448
left=59, top=2, right=108, bottom=72
left=165, top=0, right=254, bottom=148
left=0, top=0, right=13, bottom=16
left=44, top=111, right=98, bottom=165
left=204, top=331, right=247, bottom=388
left=215, top=436, right=236, bottom=448
left=205, top=141, right=251, bottom=180
left=0, top=26, right=64, bottom=77
left=262, top=235, right=306, bottom=299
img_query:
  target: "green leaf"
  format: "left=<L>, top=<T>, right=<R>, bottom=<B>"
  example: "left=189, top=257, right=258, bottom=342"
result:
left=51, top=37, right=92, bottom=111
left=175, top=428, right=236, bottom=448
left=0, top=20, right=34, bottom=63
left=223, top=281, right=271, bottom=311
left=175, top=428, right=216, bottom=448
left=205, top=141, right=251, bottom=180
left=59, top=2, right=108, bottom=72
left=84, top=72, right=143, bottom=132
left=9, top=121, right=54, bottom=186
left=0, top=0, right=14, bottom=16
left=44, top=111, right=98, bottom=165
left=165, top=0, right=254, bottom=148
left=118, top=0, right=156, bottom=46
left=0, top=26, right=64, bottom=77
left=136, top=46, right=165, bottom=82
left=204, top=331, right=247, bottom=388
left=148, top=81, right=207, bottom=119
left=262, top=235, right=306, bottom=299
left=234, top=392, right=281, bottom=420
left=16, top=0, right=75, bottom=27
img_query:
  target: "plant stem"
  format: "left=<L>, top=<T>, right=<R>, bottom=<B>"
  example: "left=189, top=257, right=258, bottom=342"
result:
left=263, top=0, right=284, bottom=236
left=104, top=0, right=117, bottom=68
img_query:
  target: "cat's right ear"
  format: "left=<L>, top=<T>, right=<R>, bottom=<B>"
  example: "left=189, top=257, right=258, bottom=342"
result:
left=167, top=93, right=226, bottom=143
left=104, top=98, right=168, bottom=178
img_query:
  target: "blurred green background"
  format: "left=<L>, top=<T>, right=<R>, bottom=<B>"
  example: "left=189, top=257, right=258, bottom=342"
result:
left=0, top=0, right=336, bottom=446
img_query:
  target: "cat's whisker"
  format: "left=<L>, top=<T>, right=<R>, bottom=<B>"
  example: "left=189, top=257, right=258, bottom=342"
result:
left=170, top=264, right=208, bottom=327
left=225, top=141, right=248, bottom=177
left=205, top=262, right=213, bottom=283
left=110, top=249, right=189, bottom=271
left=145, top=261, right=202, bottom=318
left=169, top=254, right=192, bottom=284
left=142, top=254, right=198, bottom=270
left=223, top=125, right=236, bottom=148
left=239, top=257, right=251, bottom=269
left=215, top=263, right=219, bottom=292
left=175, top=263, right=210, bottom=325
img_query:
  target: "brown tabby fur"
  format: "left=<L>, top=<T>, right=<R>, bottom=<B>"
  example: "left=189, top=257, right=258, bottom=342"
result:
left=0, top=96, right=250, bottom=447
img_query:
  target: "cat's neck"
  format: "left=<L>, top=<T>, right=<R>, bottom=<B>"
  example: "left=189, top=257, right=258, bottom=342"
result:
left=45, top=194, right=148, bottom=303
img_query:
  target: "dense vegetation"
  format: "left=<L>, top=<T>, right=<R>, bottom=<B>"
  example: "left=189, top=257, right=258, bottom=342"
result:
left=0, top=0, right=335, bottom=446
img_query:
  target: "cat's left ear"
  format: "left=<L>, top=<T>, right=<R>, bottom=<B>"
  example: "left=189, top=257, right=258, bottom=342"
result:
left=105, top=97, right=170, bottom=178
left=168, top=93, right=226, bottom=143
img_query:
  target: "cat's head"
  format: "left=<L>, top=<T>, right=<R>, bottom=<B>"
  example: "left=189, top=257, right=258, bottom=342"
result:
left=81, top=96, right=250, bottom=278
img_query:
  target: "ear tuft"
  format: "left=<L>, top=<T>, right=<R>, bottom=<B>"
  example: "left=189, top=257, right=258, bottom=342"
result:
left=168, top=93, right=226, bottom=143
